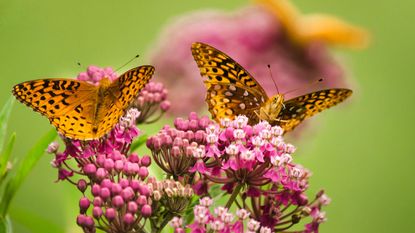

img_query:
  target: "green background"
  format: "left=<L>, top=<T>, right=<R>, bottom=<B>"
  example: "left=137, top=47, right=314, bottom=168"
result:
left=0, top=0, right=413, bottom=232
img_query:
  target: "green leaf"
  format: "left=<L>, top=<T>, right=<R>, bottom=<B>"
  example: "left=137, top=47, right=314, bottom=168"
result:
left=130, top=134, right=148, bottom=152
left=0, top=129, right=56, bottom=216
left=0, top=97, right=14, bottom=154
left=0, top=215, right=12, bottom=233
left=0, top=133, right=16, bottom=179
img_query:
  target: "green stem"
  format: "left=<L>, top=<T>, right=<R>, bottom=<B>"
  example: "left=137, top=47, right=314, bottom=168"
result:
left=225, top=184, right=243, bottom=209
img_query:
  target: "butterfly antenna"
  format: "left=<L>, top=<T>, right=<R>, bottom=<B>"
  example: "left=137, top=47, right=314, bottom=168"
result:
left=267, top=64, right=280, bottom=94
left=116, top=54, right=140, bottom=72
left=284, top=78, right=323, bottom=95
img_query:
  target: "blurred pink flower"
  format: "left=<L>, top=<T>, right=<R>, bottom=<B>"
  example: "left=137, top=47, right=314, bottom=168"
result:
left=149, top=2, right=368, bottom=116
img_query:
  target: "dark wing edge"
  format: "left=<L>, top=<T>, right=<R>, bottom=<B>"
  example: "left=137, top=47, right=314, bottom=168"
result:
left=278, top=88, right=352, bottom=133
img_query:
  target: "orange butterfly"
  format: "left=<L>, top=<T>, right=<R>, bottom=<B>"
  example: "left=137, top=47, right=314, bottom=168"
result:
left=12, top=66, right=154, bottom=140
left=191, top=42, right=352, bottom=133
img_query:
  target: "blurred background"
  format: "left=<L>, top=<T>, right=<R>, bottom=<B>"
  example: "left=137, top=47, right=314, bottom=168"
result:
left=0, top=0, right=413, bottom=232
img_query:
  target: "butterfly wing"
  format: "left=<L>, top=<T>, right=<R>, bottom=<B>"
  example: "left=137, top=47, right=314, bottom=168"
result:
left=94, top=65, right=155, bottom=138
left=278, top=88, right=352, bottom=132
left=191, top=42, right=268, bottom=123
left=12, top=79, right=99, bottom=139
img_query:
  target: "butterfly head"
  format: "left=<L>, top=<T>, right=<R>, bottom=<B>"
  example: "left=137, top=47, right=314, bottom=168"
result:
left=98, top=77, right=112, bottom=88
left=270, top=94, right=285, bottom=109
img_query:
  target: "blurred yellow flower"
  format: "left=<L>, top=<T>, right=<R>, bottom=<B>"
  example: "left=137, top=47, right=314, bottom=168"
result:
left=255, top=0, right=370, bottom=48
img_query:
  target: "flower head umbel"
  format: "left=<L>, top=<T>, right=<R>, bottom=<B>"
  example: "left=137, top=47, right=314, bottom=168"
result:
left=48, top=108, right=155, bottom=233
left=149, top=0, right=368, bottom=116
left=148, top=113, right=330, bottom=232
left=170, top=197, right=278, bottom=233
left=46, top=66, right=171, bottom=233
left=146, top=112, right=214, bottom=178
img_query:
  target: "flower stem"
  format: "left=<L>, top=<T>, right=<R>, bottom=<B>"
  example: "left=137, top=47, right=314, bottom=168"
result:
left=225, top=184, right=242, bottom=209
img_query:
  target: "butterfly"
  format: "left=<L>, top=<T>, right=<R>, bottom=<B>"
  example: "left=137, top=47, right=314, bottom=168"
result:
left=191, top=42, right=352, bottom=133
left=12, top=65, right=154, bottom=140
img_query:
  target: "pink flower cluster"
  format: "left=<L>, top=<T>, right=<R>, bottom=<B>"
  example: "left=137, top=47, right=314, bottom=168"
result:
left=77, top=65, right=118, bottom=84
left=170, top=197, right=272, bottom=233
left=148, top=113, right=330, bottom=232
left=146, top=112, right=213, bottom=178
left=47, top=109, right=154, bottom=233
left=131, top=82, right=171, bottom=124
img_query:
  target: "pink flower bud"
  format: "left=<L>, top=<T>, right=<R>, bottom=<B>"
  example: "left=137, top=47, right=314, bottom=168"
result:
left=112, top=195, right=124, bottom=209
left=171, top=146, right=181, bottom=157
left=104, top=158, right=114, bottom=170
left=100, top=179, right=112, bottom=188
left=138, top=167, right=149, bottom=179
left=140, top=155, right=151, bottom=167
left=121, top=187, right=135, bottom=201
left=77, top=179, right=87, bottom=193
left=100, top=187, right=111, bottom=200
left=160, top=100, right=171, bottom=111
left=83, top=164, right=96, bottom=176
left=123, top=213, right=135, bottom=225
left=93, top=197, right=102, bottom=207
left=91, top=184, right=101, bottom=196
left=114, top=160, right=124, bottom=172
left=128, top=153, right=140, bottom=163
left=194, top=130, right=205, bottom=142
left=120, top=178, right=129, bottom=188
left=96, top=154, right=105, bottom=167
left=95, top=168, right=107, bottom=180
left=76, top=214, right=87, bottom=227
left=130, top=179, right=140, bottom=191
left=105, top=208, right=116, bottom=221
left=198, top=116, right=211, bottom=128
left=111, top=151, right=123, bottom=161
left=136, top=195, right=147, bottom=205
left=92, top=206, right=103, bottom=219
left=127, top=201, right=138, bottom=213
left=138, top=184, right=150, bottom=196
left=141, top=204, right=152, bottom=217
left=46, top=142, right=59, bottom=154
left=79, top=197, right=90, bottom=213
left=111, top=183, right=122, bottom=195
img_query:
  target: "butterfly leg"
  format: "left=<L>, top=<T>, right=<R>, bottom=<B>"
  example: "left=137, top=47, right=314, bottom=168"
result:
left=274, top=118, right=290, bottom=123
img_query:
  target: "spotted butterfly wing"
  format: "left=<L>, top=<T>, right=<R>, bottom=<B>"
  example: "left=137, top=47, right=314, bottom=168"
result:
left=12, top=65, right=154, bottom=140
left=94, top=65, right=154, bottom=137
left=191, top=42, right=352, bottom=133
left=191, top=42, right=268, bottom=124
left=278, top=89, right=352, bottom=132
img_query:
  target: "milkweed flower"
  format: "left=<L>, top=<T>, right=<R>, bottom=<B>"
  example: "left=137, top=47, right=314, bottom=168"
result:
left=48, top=108, right=155, bottom=233
left=148, top=113, right=330, bottom=232
left=45, top=65, right=171, bottom=233
left=149, top=0, right=368, bottom=116
left=170, top=197, right=286, bottom=233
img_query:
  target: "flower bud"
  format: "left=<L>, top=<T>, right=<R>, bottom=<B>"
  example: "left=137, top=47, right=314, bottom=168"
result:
left=77, top=179, right=87, bottom=193
left=141, top=204, right=152, bottom=217
left=127, top=201, right=138, bottom=213
left=112, top=195, right=125, bottom=209
left=105, top=208, right=116, bottom=221
left=123, top=213, right=135, bottom=225
left=91, top=184, right=101, bottom=196
left=140, top=155, right=151, bottom=167
left=83, top=163, right=97, bottom=176
left=79, top=197, right=90, bottom=213
left=93, top=206, right=103, bottom=219
left=93, top=197, right=103, bottom=207
left=46, top=142, right=59, bottom=154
